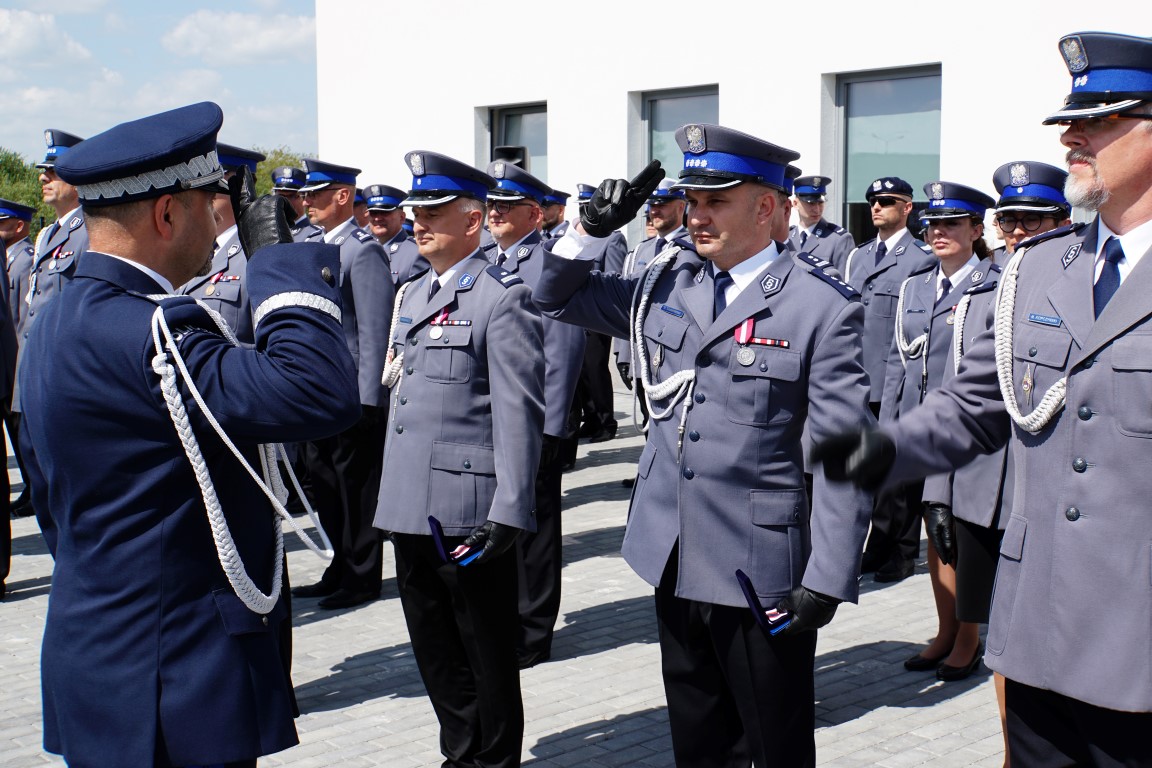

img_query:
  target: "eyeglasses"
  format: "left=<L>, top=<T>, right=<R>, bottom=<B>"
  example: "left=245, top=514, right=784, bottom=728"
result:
left=1057, top=112, right=1152, bottom=135
left=484, top=200, right=536, bottom=215
left=300, top=189, right=334, bottom=200
left=870, top=196, right=905, bottom=208
left=996, top=213, right=1052, bottom=233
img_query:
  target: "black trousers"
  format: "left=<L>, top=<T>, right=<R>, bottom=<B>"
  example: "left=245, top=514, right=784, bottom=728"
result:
left=864, top=479, right=924, bottom=567
left=304, top=409, right=385, bottom=593
left=1005, top=678, right=1152, bottom=767
left=576, top=332, right=616, bottom=429
left=655, top=554, right=817, bottom=768
left=393, top=533, right=523, bottom=768
left=1, top=408, right=13, bottom=588
left=516, top=440, right=564, bottom=656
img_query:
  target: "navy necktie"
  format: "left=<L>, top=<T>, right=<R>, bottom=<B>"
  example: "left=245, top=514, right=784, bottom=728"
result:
left=1094, top=236, right=1124, bottom=319
left=713, top=269, right=733, bottom=320
left=874, top=240, right=888, bottom=266
left=655, top=237, right=667, bottom=255
left=936, top=277, right=952, bottom=307
left=428, top=277, right=441, bottom=301
left=800, top=230, right=808, bottom=248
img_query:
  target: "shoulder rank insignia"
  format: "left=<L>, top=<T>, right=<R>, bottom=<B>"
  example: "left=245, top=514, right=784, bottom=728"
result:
left=917, top=242, right=933, bottom=254
left=355, top=230, right=374, bottom=243
left=486, top=264, right=523, bottom=288
left=796, top=251, right=860, bottom=300
left=834, top=226, right=847, bottom=235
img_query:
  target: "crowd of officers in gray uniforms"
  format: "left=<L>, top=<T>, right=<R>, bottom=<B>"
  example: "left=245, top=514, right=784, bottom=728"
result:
left=5, top=28, right=1152, bottom=767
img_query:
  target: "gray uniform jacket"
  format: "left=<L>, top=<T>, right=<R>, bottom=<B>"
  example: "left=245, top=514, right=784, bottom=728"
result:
left=788, top=219, right=855, bottom=274
left=613, top=227, right=689, bottom=366
left=291, top=217, right=324, bottom=243
left=375, top=253, right=545, bottom=536
left=329, top=219, right=396, bottom=408
left=883, top=220, right=1152, bottom=712
left=383, top=230, right=428, bottom=286
left=6, top=236, right=34, bottom=332
left=24, top=211, right=88, bottom=342
left=879, top=258, right=995, bottom=424
left=180, top=229, right=253, bottom=343
left=845, top=231, right=936, bottom=403
left=492, top=230, right=586, bottom=438
left=921, top=264, right=1013, bottom=528
left=535, top=243, right=873, bottom=607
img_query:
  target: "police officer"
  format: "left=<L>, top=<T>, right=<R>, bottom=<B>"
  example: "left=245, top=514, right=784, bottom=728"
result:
left=179, top=143, right=265, bottom=343
left=844, top=176, right=936, bottom=581
left=541, top=188, right=570, bottom=239
left=990, top=161, right=1072, bottom=256
left=535, top=123, right=872, bottom=767
left=364, top=183, right=428, bottom=285
left=878, top=181, right=995, bottom=679
left=292, top=158, right=395, bottom=609
left=20, top=100, right=360, bottom=768
left=270, top=165, right=324, bottom=242
left=787, top=175, right=855, bottom=273
left=1, top=198, right=35, bottom=332
left=0, top=200, right=22, bottom=592
left=375, top=151, right=545, bottom=768
left=483, top=160, right=585, bottom=668
left=815, top=31, right=1152, bottom=765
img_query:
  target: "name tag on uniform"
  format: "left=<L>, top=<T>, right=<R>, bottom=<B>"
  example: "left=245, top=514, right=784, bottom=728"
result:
left=400, top=316, right=413, bottom=324
left=660, top=304, right=685, bottom=317
left=906, top=308, right=926, bottom=313
left=1027, top=313, right=1062, bottom=327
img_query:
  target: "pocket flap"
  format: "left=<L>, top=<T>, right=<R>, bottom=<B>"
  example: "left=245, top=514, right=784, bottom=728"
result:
left=999, top=514, right=1027, bottom=561
left=1013, top=325, right=1072, bottom=368
left=207, top=280, right=242, bottom=303
left=1111, top=337, right=1152, bottom=371
left=428, top=325, right=472, bottom=347
left=213, top=588, right=285, bottom=635
left=430, top=440, right=496, bottom=474
left=643, top=311, right=689, bottom=352
left=872, top=278, right=901, bottom=297
left=729, top=346, right=802, bottom=381
left=749, top=488, right=805, bottom=526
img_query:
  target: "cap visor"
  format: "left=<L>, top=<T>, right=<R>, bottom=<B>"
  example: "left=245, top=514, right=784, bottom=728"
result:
left=403, top=193, right=461, bottom=208
left=996, top=203, right=1064, bottom=213
left=1042, top=99, right=1144, bottom=125
left=299, top=181, right=333, bottom=193
left=671, top=176, right=744, bottom=191
left=367, top=204, right=399, bottom=212
left=487, top=191, right=530, bottom=202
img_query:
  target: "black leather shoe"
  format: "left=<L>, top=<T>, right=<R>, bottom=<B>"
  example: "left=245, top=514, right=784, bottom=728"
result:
left=517, top=650, right=551, bottom=670
left=860, top=550, right=885, bottom=574
left=903, top=650, right=948, bottom=672
left=11, top=499, right=36, bottom=519
left=318, top=588, right=379, bottom=610
left=937, top=643, right=983, bottom=682
left=621, top=476, right=635, bottom=488
left=586, top=421, right=618, bottom=443
left=874, top=559, right=915, bottom=583
left=291, top=581, right=339, bottom=599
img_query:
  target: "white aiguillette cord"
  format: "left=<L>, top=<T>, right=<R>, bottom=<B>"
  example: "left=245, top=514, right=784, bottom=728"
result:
left=149, top=297, right=333, bottom=615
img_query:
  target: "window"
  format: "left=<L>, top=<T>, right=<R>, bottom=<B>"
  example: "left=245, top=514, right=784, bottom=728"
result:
left=644, top=87, right=719, bottom=173
left=836, top=68, right=941, bottom=243
left=490, top=103, right=547, bottom=180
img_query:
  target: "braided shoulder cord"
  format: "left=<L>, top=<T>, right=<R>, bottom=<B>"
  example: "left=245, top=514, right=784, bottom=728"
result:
left=993, top=246, right=1066, bottom=433
left=630, top=247, right=696, bottom=421
left=381, top=280, right=413, bottom=389
left=894, top=274, right=928, bottom=366
left=952, top=292, right=972, bottom=372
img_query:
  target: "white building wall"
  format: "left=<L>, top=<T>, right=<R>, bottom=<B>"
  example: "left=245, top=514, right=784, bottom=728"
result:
left=317, top=1, right=1133, bottom=223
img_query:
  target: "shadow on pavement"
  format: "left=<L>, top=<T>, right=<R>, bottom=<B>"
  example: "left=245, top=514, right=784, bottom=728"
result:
left=293, top=640, right=426, bottom=713
left=525, top=705, right=670, bottom=765
left=551, top=595, right=658, bottom=661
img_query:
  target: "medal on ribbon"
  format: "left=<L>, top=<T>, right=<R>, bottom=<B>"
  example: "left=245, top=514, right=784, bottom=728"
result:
left=736, top=318, right=755, bottom=366
left=428, top=307, right=449, bottom=340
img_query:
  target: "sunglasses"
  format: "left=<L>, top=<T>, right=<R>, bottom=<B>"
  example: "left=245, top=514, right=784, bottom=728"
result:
left=1057, top=112, right=1152, bottom=136
left=870, top=196, right=905, bottom=208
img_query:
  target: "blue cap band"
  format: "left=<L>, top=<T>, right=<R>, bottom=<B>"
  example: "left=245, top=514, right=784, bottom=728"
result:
left=218, top=152, right=260, bottom=173
left=682, top=149, right=787, bottom=189
left=794, top=184, right=825, bottom=196
left=492, top=178, right=545, bottom=201
left=1071, top=67, right=1152, bottom=94
left=411, top=174, right=490, bottom=200
left=926, top=197, right=986, bottom=216
left=306, top=169, right=357, bottom=186
left=999, top=183, right=1067, bottom=206
left=0, top=204, right=32, bottom=220
left=367, top=194, right=403, bottom=207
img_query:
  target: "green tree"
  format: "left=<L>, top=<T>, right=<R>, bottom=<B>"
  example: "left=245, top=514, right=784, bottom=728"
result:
left=252, top=146, right=308, bottom=198
left=0, top=147, right=54, bottom=241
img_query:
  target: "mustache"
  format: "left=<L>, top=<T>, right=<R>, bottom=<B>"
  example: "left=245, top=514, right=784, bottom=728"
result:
left=1066, top=149, right=1096, bottom=166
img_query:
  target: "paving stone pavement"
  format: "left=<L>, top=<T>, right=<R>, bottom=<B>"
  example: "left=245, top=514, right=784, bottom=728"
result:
left=1, top=387, right=1005, bottom=767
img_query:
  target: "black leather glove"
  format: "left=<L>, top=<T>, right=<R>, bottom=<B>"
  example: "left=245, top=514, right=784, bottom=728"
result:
left=539, top=434, right=561, bottom=469
left=810, top=428, right=896, bottom=491
left=581, top=160, right=666, bottom=237
left=461, top=521, right=520, bottom=565
left=924, top=502, right=957, bottom=566
left=229, top=166, right=296, bottom=256
left=616, top=361, right=633, bottom=390
left=776, top=585, right=840, bottom=635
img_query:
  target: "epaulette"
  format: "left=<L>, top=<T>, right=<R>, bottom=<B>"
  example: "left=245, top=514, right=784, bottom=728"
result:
left=486, top=264, right=523, bottom=288
left=833, top=225, right=848, bottom=235
left=1014, top=222, right=1085, bottom=251
left=907, top=259, right=937, bottom=277
left=354, top=229, right=375, bottom=243
left=915, top=241, right=933, bottom=254
left=670, top=235, right=697, bottom=254
left=794, top=250, right=859, bottom=300
left=480, top=240, right=498, bottom=252
left=964, top=264, right=1002, bottom=296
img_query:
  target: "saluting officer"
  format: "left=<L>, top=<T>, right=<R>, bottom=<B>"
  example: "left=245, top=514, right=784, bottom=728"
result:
left=535, top=123, right=872, bottom=767
left=180, top=143, right=265, bottom=343
left=375, top=151, right=545, bottom=768
left=364, top=183, right=428, bottom=285
left=19, top=100, right=360, bottom=768
left=787, top=175, right=855, bottom=273
left=270, top=165, right=324, bottom=242
left=815, top=31, right=1152, bottom=765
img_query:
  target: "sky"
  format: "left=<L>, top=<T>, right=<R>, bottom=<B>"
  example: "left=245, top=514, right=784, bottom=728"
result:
left=0, top=0, right=317, bottom=164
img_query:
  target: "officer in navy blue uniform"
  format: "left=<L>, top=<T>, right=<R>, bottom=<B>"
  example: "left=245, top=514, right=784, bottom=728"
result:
left=0, top=200, right=23, bottom=594
left=179, top=143, right=265, bottom=343
left=787, top=175, right=855, bottom=273
left=541, top=188, right=571, bottom=239
left=483, top=160, right=586, bottom=668
left=375, top=151, right=545, bottom=768
left=535, top=123, right=872, bottom=767
left=19, top=101, right=360, bottom=768
left=270, top=165, right=324, bottom=242
left=292, top=158, right=396, bottom=609
left=2, top=198, right=35, bottom=332
left=364, top=183, right=427, bottom=285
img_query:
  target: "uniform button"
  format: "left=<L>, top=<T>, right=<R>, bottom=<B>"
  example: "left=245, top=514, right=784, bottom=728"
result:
left=759, top=362, right=768, bottom=372
left=1072, top=457, right=1087, bottom=472
left=410, top=338, right=418, bottom=345
left=922, top=325, right=930, bottom=333
left=1028, top=346, right=1038, bottom=357
left=867, top=283, right=874, bottom=291
left=694, top=392, right=706, bottom=404
left=261, top=616, right=268, bottom=626
left=1078, top=406, right=1092, bottom=421
left=399, top=396, right=407, bottom=405
left=395, top=425, right=404, bottom=434
left=405, top=366, right=414, bottom=375
left=657, top=329, right=664, bottom=337
left=683, top=468, right=695, bottom=479
left=697, top=355, right=710, bottom=367
left=321, top=266, right=333, bottom=284
left=1065, top=506, right=1080, bottom=521
left=688, top=430, right=700, bottom=442
left=862, top=298, right=870, bottom=306
left=1081, top=358, right=1095, bottom=369
left=463, top=460, right=472, bottom=469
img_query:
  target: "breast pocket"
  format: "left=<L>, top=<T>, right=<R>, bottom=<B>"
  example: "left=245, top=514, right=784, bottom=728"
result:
left=869, top=279, right=901, bottom=318
left=1012, top=323, right=1072, bottom=407
left=1111, top=335, right=1152, bottom=437
left=725, top=345, right=802, bottom=426
left=423, top=326, right=473, bottom=384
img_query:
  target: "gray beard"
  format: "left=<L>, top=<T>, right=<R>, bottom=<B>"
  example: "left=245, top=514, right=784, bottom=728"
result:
left=1064, top=155, right=1109, bottom=211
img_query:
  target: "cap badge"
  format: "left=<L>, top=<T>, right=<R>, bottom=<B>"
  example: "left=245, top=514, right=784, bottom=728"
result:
left=1061, top=36, right=1088, bottom=73
left=872, top=180, right=882, bottom=191
left=685, top=125, right=706, bottom=154
left=1010, top=164, right=1030, bottom=187
left=493, top=162, right=506, bottom=179
left=409, top=154, right=424, bottom=176
left=930, top=183, right=944, bottom=200
left=44, top=130, right=53, bottom=147
left=884, top=180, right=894, bottom=189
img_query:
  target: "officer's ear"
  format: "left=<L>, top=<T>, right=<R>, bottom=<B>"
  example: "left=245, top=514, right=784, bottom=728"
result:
left=154, top=194, right=177, bottom=239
